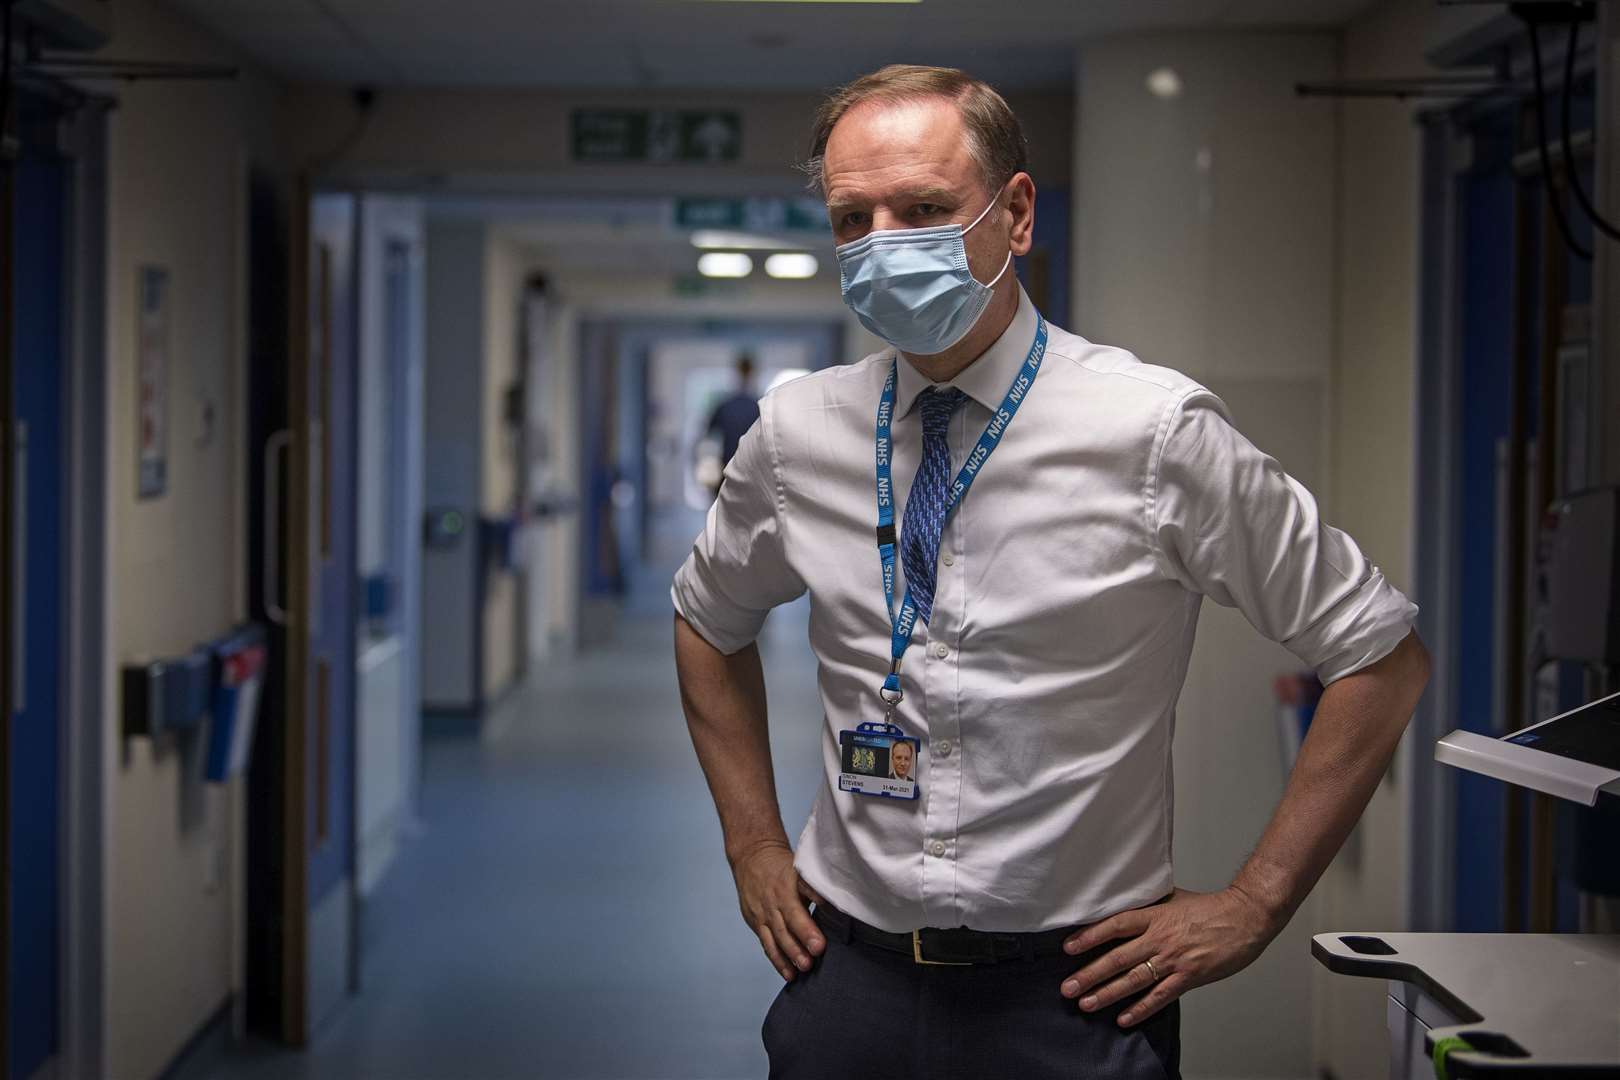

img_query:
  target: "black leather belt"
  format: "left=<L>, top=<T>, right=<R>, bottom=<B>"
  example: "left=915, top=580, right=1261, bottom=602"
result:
left=814, top=903, right=1087, bottom=966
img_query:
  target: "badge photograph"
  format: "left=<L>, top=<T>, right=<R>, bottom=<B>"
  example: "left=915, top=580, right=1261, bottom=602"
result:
left=838, top=727, right=920, bottom=800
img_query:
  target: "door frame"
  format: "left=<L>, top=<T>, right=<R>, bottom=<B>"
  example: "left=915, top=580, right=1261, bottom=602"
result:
left=0, top=82, right=110, bottom=1080
left=58, top=95, right=110, bottom=1080
left=270, top=179, right=362, bottom=1044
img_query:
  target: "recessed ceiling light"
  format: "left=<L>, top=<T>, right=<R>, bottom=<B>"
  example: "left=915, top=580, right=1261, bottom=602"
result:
left=691, top=230, right=801, bottom=251
left=765, top=253, right=819, bottom=279
left=698, top=252, right=754, bottom=278
left=1146, top=67, right=1182, bottom=100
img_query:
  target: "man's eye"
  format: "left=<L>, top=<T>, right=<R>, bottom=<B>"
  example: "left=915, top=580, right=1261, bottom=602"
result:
left=912, top=204, right=945, bottom=217
left=842, top=211, right=869, bottom=228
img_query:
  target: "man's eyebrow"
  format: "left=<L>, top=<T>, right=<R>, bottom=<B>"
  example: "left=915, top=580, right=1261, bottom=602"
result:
left=826, top=187, right=962, bottom=216
left=902, top=187, right=960, bottom=205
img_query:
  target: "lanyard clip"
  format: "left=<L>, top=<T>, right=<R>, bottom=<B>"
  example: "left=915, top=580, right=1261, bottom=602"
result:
left=879, top=657, right=904, bottom=707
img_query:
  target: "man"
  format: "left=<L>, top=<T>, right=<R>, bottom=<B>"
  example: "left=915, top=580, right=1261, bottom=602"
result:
left=888, top=738, right=915, bottom=782
left=672, top=65, right=1429, bottom=1078
left=700, top=353, right=762, bottom=496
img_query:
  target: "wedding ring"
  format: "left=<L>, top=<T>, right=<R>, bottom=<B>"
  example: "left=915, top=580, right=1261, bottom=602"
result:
left=1143, top=958, right=1159, bottom=982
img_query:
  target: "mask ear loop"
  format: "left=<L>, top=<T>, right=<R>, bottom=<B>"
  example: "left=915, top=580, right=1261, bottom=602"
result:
left=983, top=250, right=1013, bottom=289
left=962, top=195, right=1015, bottom=289
left=960, top=195, right=1000, bottom=236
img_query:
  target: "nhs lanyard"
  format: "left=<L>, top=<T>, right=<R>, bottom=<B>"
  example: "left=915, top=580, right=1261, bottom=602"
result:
left=873, top=315, right=1048, bottom=709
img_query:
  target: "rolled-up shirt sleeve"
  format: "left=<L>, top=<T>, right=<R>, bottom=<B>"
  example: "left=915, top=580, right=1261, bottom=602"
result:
left=671, top=398, right=806, bottom=655
left=1151, top=389, right=1417, bottom=685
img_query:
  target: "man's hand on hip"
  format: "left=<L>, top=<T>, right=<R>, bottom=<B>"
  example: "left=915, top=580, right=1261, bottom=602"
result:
left=1057, top=887, right=1279, bottom=1027
left=732, top=840, right=827, bottom=982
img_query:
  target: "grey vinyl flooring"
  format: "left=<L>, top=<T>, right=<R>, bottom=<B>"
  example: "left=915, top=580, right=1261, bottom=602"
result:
left=194, top=601, right=822, bottom=1080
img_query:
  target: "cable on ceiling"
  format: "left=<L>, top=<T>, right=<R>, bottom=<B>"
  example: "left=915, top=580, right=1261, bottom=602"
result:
left=2, top=0, right=15, bottom=162
left=1525, top=13, right=1593, bottom=260
left=1559, top=7, right=1620, bottom=243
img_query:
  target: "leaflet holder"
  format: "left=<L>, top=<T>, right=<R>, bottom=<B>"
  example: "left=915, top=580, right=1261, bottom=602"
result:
left=121, top=624, right=270, bottom=776
left=204, top=623, right=268, bottom=783
left=122, top=646, right=214, bottom=738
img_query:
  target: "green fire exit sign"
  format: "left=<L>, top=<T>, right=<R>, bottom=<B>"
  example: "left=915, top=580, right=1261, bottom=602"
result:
left=572, top=110, right=742, bottom=163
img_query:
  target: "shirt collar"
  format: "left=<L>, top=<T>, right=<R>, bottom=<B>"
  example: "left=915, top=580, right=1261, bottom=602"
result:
left=893, top=285, right=1039, bottom=418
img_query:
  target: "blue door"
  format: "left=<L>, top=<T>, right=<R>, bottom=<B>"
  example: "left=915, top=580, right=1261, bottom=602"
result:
left=1451, top=105, right=1516, bottom=932
left=9, top=92, right=68, bottom=1080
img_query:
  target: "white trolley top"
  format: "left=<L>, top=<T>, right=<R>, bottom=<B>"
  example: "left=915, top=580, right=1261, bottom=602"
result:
left=1437, top=690, right=1620, bottom=805
left=1313, top=931, right=1620, bottom=1076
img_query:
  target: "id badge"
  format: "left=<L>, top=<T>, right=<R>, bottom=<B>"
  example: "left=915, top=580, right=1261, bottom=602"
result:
left=838, top=721, right=920, bottom=801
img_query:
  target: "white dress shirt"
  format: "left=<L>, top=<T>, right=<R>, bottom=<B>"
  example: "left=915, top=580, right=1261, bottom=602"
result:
left=672, top=287, right=1417, bottom=934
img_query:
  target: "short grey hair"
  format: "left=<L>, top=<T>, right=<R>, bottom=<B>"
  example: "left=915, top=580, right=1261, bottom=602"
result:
left=801, top=64, right=1029, bottom=196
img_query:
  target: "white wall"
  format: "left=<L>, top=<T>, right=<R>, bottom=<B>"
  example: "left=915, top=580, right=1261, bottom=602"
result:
left=355, top=194, right=426, bottom=893
left=1075, top=33, right=1339, bottom=1080
left=98, top=1, right=282, bottom=1076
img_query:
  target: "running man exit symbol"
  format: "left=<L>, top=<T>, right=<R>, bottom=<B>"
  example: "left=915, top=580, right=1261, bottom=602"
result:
left=684, top=113, right=740, bottom=161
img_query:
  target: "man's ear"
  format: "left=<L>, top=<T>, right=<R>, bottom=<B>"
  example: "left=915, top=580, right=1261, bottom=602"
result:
left=1006, top=172, right=1037, bottom=257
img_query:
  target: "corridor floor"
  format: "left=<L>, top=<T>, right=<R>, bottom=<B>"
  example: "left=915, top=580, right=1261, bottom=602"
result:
left=196, top=604, right=822, bottom=1080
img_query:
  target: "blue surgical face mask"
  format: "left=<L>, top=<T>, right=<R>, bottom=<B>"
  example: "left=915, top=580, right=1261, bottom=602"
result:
left=835, top=197, right=1013, bottom=356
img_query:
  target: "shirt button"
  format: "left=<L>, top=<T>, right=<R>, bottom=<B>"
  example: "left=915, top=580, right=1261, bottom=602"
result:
left=929, top=840, right=947, bottom=857
left=941, top=552, right=954, bottom=567
left=935, top=739, right=952, bottom=757
left=934, top=642, right=949, bottom=659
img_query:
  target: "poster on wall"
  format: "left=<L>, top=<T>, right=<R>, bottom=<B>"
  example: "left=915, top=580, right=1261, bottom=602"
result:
left=137, top=265, right=169, bottom=499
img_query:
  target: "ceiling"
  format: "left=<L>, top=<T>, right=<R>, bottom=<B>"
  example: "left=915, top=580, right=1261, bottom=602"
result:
left=166, top=0, right=1378, bottom=91
left=437, top=193, right=835, bottom=279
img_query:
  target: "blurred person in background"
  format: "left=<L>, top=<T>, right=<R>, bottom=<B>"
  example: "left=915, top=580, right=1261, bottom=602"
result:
left=696, top=352, right=762, bottom=498
left=672, top=64, right=1430, bottom=1079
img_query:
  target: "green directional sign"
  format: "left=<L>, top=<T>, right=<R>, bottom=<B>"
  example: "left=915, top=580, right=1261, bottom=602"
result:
left=675, top=196, right=830, bottom=233
left=572, top=109, right=742, bottom=163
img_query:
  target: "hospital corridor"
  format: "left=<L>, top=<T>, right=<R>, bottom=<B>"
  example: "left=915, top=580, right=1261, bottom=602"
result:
left=172, top=603, right=823, bottom=1080
left=3, top=1, right=1620, bottom=1079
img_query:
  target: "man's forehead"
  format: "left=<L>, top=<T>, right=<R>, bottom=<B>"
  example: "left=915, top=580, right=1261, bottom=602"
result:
left=822, top=97, right=977, bottom=193
left=832, top=95, right=963, bottom=141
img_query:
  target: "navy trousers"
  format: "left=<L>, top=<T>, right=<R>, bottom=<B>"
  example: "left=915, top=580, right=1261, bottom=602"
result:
left=762, top=908, right=1181, bottom=1080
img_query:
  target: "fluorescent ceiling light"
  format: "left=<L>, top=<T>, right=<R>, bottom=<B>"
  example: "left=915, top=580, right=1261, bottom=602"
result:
left=764, top=253, right=819, bottom=279
left=691, top=230, right=801, bottom=251
left=698, top=252, right=753, bottom=278
left=695, top=1, right=921, bottom=4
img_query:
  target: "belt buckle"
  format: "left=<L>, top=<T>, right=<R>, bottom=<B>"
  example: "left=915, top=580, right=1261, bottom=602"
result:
left=911, top=929, right=972, bottom=966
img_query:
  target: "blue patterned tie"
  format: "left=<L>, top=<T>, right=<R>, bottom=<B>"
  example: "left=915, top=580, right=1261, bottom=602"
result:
left=901, top=387, right=964, bottom=624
